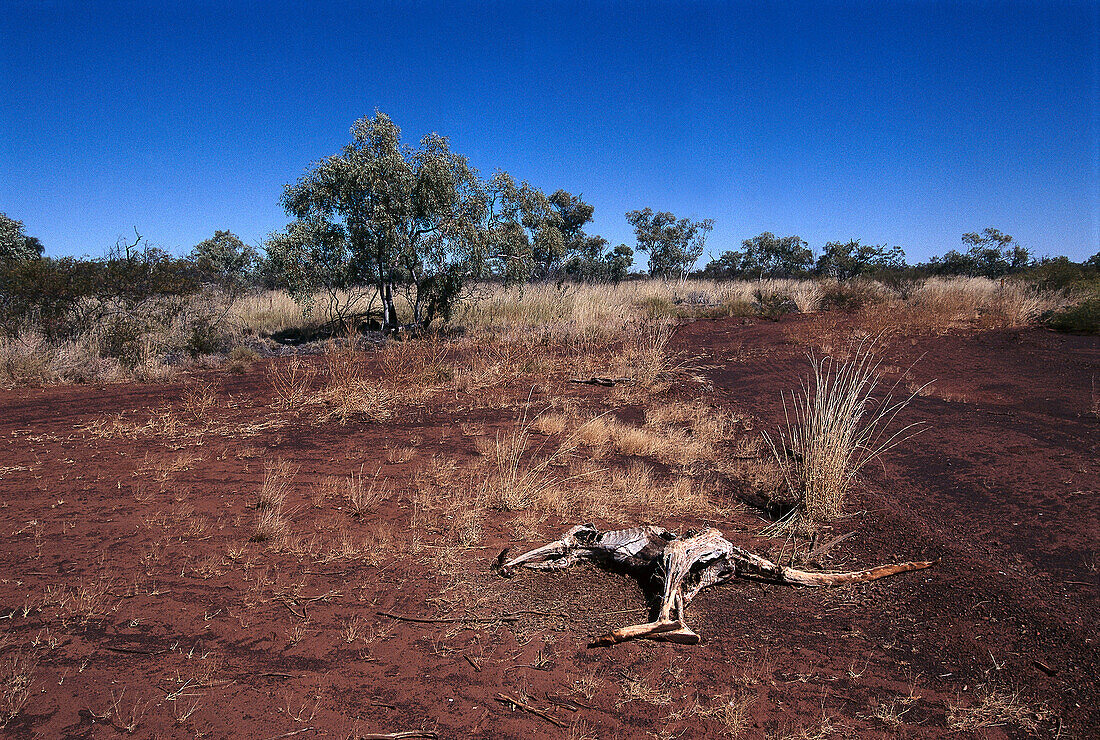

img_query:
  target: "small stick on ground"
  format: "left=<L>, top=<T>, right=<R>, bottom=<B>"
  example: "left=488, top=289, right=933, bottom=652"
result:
left=809, top=531, right=856, bottom=559
left=495, top=693, right=566, bottom=728
left=377, top=611, right=519, bottom=624
left=359, top=732, right=438, bottom=740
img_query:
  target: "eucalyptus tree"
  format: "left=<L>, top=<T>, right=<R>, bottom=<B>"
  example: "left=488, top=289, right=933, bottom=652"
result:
left=626, top=208, right=713, bottom=279
left=278, top=112, right=535, bottom=333
left=738, top=232, right=813, bottom=278
left=0, top=213, right=42, bottom=263
left=815, top=240, right=906, bottom=280
left=190, top=230, right=257, bottom=292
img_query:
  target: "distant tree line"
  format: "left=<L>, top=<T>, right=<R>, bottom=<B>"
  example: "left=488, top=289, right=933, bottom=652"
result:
left=2, top=112, right=1098, bottom=339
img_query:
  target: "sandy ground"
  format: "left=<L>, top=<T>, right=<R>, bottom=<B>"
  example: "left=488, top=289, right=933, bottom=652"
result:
left=0, top=314, right=1096, bottom=739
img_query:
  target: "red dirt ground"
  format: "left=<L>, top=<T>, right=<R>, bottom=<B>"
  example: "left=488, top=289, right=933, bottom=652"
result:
left=0, top=315, right=1096, bottom=739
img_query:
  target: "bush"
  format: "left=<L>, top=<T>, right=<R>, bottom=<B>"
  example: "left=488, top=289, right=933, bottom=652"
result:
left=753, top=289, right=797, bottom=320
left=1045, top=297, right=1100, bottom=335
left=819, top=279, right=882, bottom=311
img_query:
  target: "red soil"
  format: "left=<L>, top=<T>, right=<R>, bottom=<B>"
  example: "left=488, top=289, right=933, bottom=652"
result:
left=0, top=315, right=1096, bottom=739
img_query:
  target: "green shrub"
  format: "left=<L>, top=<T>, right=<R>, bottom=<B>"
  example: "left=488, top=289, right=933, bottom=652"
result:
left=753, top=289, right=797, bottom=320
left=638, top=295, right=675, bottom=319
left=1045, top=297, right=1100, bottom=335
left=819, top=280, right=881, bottom=311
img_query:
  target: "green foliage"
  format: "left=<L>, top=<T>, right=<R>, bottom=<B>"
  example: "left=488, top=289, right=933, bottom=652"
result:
left=753, top=288, right=798, bottom=320
left=279, top=112, right=544, bottom=332
left=815, top=240, right=906, bottom=280
left=626, top=208, right=713, bottom=279
left=700, top=250, right=742, bottom=279
left=818, top=279, right=882, bottom=311
left=930, top=227, right=1031, bottom=277
left=1045, top=297, right=1100, bottom=335
left=0, top=233, right=200, bottom=340
left=738, top=233, right=813, bottom=278
left=191, top=230, right=256, bottom=288
left=0, top=213, right=43, bottom=263
left=562, top=239, right=634, bottom=282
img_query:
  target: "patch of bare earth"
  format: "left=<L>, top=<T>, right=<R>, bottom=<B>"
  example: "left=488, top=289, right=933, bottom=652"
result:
left=0, top=315, right=1095, bottom=738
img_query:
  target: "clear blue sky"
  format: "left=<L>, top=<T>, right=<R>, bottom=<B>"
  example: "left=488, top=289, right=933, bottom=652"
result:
left=2, top=0, right=1098, bottom=263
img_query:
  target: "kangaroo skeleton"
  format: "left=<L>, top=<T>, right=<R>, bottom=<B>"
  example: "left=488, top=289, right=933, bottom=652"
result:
left=495, top=524, right=936, bottom=645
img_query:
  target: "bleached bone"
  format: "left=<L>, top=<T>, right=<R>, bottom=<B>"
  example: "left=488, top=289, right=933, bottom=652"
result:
left=496, top=524, right=936, bottom=646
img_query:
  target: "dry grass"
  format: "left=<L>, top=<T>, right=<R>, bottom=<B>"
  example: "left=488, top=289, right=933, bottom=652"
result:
left=0, top=650, right=36, bottom=728
left=266, top=356, right=316, bottom=410
left=342, top=466, right=387, bottom=517
left=252, top=460, right=296, bottom=543
left=764, top=338, right=925, bottom=524
left=312, top=341, right=393, bottom=424
left=483, top=412, right=577, bottom=511
left=0, top=332, right=125, bottom=388
left=947, top=687, right=1051, bottom=733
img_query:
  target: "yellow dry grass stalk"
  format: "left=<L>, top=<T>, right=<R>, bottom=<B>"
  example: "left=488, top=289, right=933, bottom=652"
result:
left=482, top=404, right=585, bottom=512
left=266, top=356, right=316, bottom=410
left=252, top=459, right=296, bottom=543
left=312, top=341, right=393, bottom=424
left=342, top=466, right=387, bottom=517
left=0, top=650, right=37, bottom=727
left=946, top=687, right=1051, bottom=733
left=764, top=338, right=926, bottom=525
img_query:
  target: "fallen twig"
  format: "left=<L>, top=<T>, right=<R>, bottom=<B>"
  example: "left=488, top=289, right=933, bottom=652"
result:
left=264, top=728, right=315, bottom=740
left=377, top=611, right=518, bottom=624
left=495, top=693, right=565, bottom=727
left=809, top=531, right=855, bottom=559
left=358, top=732, right=437, bottom=739
left=275, top=597, right=307, bottom=619
left=567, top=377, right=632, bottom=387
left=464, top=655, right=482, bottom=672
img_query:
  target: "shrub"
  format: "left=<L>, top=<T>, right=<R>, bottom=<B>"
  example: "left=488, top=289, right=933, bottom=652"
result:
left=1045, top=297, right=1099, bottom=335
left=753, top=289, right=797, bottom=320
left=819, top=279, right=882, bottom=311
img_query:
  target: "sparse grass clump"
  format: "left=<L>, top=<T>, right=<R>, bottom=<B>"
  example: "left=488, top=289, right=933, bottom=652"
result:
left=0, top=650, right=37, bottom=727
left=947, top=687, right=1051, bottom=733
left=266, top=356, right=316, bottom=410
left=343, top=466, right=387, bottom=516
left=252, top=459, right=296, bottom=542
left=765, top=339, right=925, bottom=525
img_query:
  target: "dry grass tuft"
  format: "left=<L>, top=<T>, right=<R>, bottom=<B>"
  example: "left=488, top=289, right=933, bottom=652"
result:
left=764, top=338, right=925, bottom=524
left=312, top=341, right=393, bottom=424
left=0, top=650, right=37, bottom=727
left=484, top=420, right=572, bottom=511
left=631, top=319, right=676, bottom=387
left=252, top=460, right=296, bottom=543
left=266, top=357, right=316, bottom=410
left=947, top=687, right=1051, bottom=733
left=343, top=466, right=387, bottom=517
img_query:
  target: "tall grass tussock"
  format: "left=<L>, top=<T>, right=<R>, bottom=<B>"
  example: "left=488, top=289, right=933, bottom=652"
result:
left=764, top=338, right=926, bottom=525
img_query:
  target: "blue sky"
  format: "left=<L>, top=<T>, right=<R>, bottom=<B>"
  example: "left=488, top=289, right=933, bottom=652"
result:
left=2, top=1, right=1098, bottom=263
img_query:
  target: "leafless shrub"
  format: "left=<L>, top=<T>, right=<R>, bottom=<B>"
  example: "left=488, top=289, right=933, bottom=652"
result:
left=180, top=380, right=219, bottom=421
